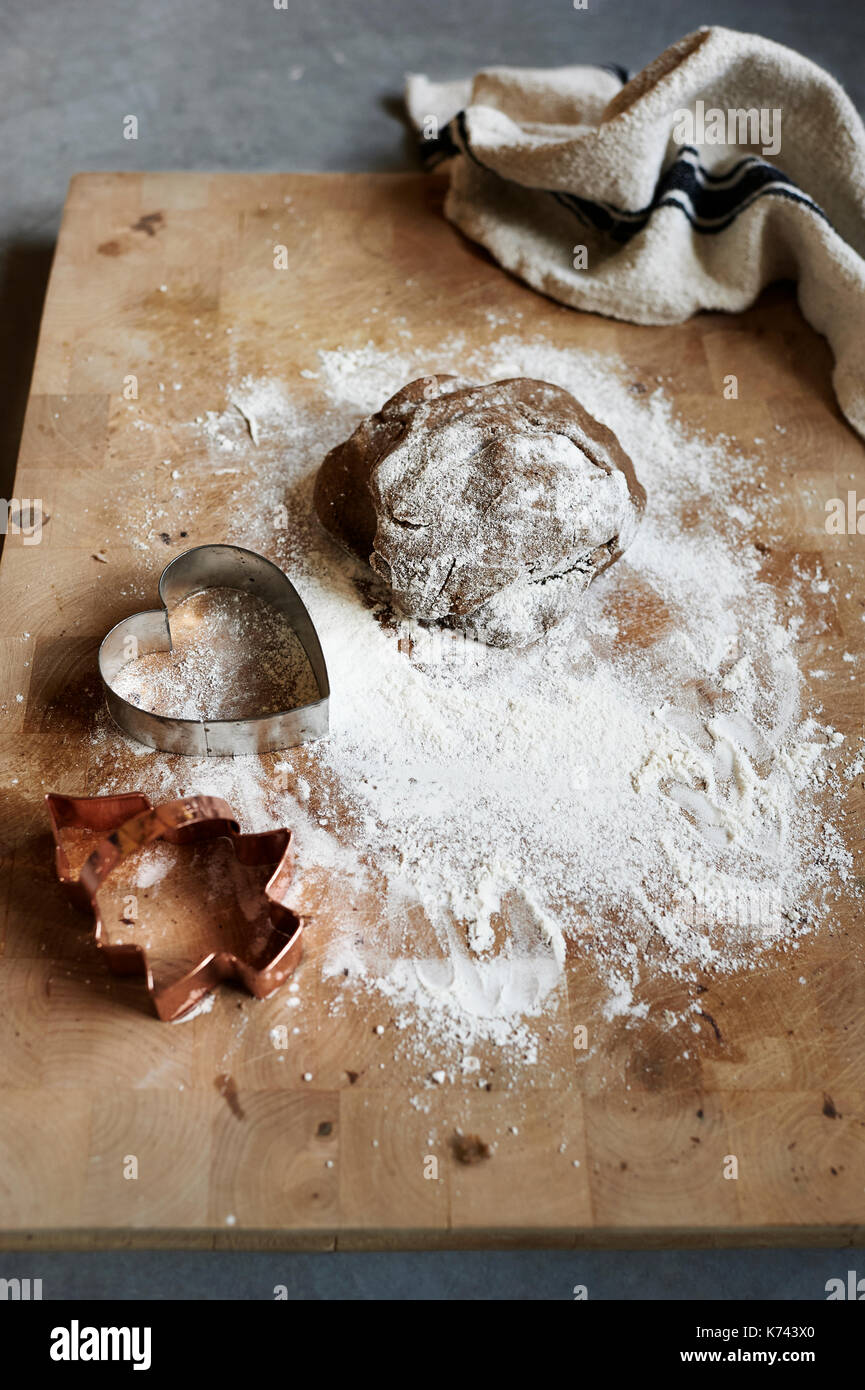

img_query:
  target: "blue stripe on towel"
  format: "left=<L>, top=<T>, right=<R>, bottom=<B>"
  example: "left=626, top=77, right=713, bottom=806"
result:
left=423, top=113, right=835, bottom=240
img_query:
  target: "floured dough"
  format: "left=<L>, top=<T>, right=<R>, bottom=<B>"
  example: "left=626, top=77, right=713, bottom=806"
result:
left=314, top=375, right=646, bottom=647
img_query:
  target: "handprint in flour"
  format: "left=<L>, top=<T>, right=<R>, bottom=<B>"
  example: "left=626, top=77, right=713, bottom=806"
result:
left=637, top=683, right=784, bottom=859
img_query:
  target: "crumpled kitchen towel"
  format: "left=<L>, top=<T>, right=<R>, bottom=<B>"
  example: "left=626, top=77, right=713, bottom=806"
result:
left=405, top=26, right=865, bottom=439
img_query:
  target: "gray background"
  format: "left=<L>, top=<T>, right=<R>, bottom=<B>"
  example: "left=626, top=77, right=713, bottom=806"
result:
left=1, top=0, right=862, bottom=1299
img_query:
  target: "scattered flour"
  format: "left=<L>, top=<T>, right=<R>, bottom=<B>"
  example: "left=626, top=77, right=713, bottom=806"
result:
left=133, top=842, right=177, bottom=890
left=94, top=334, right=857, bottom=1060
left=112, top=586, right=318, bottom=720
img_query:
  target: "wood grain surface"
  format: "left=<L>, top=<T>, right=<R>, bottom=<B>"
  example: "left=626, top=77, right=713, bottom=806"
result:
left=0, top=172, right=863, bottom=1250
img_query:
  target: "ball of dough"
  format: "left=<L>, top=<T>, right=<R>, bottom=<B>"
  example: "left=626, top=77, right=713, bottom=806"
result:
left=314, top=375, right=646, bottom=647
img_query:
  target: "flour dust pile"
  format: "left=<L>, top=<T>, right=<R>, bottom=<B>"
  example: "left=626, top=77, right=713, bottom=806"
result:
left=95, top=334, right=858, bottom=1061
left=112, top=586, right=319, bottom=721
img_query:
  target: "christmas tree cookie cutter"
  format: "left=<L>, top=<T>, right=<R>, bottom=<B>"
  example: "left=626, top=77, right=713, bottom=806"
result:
left=46, top=790, right=303, bottom=1021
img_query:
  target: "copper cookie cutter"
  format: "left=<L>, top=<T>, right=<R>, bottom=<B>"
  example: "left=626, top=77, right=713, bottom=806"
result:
left=99, top=543, right=330, bottom=755
left=46, top=790, right=303, bottom=1020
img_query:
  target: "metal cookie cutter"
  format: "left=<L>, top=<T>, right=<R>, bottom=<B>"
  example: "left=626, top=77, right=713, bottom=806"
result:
left=46, top=790, right=303, bottom=1021
left=99, top=543, right=329, bottom=755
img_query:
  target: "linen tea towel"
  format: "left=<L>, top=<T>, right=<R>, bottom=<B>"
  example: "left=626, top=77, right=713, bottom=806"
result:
left=406, top=26, right=865, bottom=440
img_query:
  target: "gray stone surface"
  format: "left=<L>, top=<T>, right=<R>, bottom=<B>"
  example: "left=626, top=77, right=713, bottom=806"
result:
left=2, top=0, right=865, bottom=496
left=2, top=1247, right=857, bottom=1300
left=1, top=0, right=861, bottom=1298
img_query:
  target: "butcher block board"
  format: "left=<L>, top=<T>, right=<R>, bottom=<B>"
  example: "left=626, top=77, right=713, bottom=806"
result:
left=1, top=171, right=864, bottom=1251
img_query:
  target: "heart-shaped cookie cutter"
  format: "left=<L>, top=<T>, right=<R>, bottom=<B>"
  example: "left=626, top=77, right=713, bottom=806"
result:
left=99, top=544, right=329, bottom=755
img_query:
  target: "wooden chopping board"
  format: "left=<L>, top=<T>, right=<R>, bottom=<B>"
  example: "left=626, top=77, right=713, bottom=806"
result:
left=0, top=171, right=864, bottom=1251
